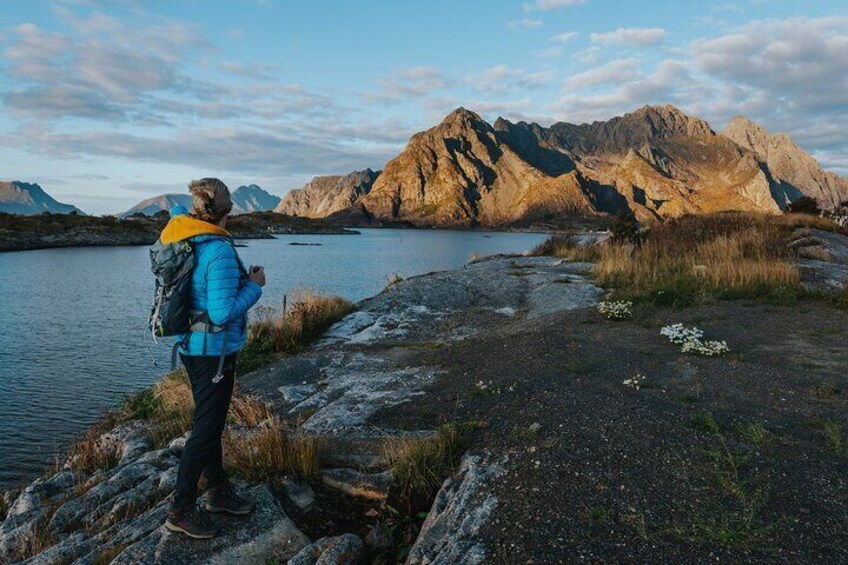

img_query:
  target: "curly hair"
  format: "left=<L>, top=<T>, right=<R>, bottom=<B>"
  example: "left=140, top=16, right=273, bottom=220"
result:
left=188, top=178, right=233, bottom=223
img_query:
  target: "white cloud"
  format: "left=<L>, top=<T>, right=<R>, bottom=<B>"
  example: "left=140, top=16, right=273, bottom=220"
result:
left=564, top=58, right=640, bottom=90
left=551, top=31, right=579, bottom=43
left=363, top=66, right=450, bottom=103
left=551, top=59, right=695, bottom=123
left=2, top=13, right=207, bottom=119
left=508, top=18, right=543, bottom=29
left=534, top=46, right=564, bottom=58
left=467, top=65, right=555, bottom=95
left=711, top=3, right=741, bottom=12
left=7, top=123, right=394, bottom=178
left=549, top=16, right=848, bottom=174
left=691, top=16, right=848, bottom=113
left=590, top=27, right=668, bottom=47
left=524, top=0, right=586, bottom=11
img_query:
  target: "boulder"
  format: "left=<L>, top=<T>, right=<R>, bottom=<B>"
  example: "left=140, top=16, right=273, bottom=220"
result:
left=288, top=533, right=364, bottom=565
left=405, top=454, right=505, bottom=565
left=320, top=469, right=392, bottom=501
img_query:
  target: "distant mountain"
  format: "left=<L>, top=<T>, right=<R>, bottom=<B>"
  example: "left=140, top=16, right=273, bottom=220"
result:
left=0, top=181, right=84, bottom=215
left=119, top=194, right=192, bottom=218
left=231, top=184, right=281, bottom=214
left=275, top=169, right=380, bottom=218
left=121, top=185, right=280, bottom=218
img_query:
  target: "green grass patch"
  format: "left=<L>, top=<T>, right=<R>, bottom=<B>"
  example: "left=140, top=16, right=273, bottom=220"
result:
left=682, top=410, right=768, bottom=546
left=808, top=417, right=845, bottom=455
left=738, top=423, right=773, bottom=448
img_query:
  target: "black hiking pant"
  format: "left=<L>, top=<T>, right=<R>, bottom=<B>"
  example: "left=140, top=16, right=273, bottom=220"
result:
left=171, top=353, right=237, bottom=510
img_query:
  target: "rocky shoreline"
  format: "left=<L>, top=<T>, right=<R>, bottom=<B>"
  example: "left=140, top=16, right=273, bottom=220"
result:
left=3, top=228, right=848, bottom=564
left=0, top=212, right=357, bottom=253
left=1, top=251, right=600, bottom=564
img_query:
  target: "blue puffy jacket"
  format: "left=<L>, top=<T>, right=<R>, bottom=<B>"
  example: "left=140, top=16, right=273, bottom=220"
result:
left=160, top=210, right=262, bottom=357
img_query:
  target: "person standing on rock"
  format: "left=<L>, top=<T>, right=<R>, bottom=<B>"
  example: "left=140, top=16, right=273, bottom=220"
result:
left=159, top=178, right=266, bottom=539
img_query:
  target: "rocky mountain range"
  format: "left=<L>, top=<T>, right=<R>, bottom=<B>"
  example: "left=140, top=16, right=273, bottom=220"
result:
left=119, top=185, right=280, bottom=218
left=281, top=105, right=848, bottom=226
left=119, top=193, right=192, bottom=218
left=0, top=182, right=84, bottom=215
left=275, top=169, right=380, bottom=218
left=231, top=184, right=281, bottom=214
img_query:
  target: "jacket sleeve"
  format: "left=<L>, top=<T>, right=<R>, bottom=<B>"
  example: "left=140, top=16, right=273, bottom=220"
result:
left=205, top=242, right=262, bottom=326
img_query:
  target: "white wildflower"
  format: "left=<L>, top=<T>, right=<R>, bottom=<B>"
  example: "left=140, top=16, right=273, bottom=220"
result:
left=598, top=300, right=633, bottom=320
left=660, top=324, right=730, bottom=357
left=660, top=323, right=704, bottom=344
left=623, top=373, right=647, bottom=390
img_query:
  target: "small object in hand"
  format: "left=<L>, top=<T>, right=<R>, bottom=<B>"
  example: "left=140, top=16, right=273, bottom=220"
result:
left=248, top=265, right=266, bottom=287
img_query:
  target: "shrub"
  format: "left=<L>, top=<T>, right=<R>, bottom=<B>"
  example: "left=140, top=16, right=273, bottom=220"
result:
left=610, top=211, right=641, bottom=244
left=532, top=235, right=602, bottom=262
left=787, top=196, right=820, bottom=216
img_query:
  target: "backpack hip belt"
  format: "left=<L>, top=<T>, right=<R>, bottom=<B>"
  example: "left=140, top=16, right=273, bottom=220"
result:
left=170, top=310, right=230, bottom=383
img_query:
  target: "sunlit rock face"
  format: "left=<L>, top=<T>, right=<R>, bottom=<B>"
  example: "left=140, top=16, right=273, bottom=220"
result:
left=294, top=105, right=847, bottom=226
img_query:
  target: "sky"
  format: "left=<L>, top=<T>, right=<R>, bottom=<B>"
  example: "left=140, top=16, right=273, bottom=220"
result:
left=0, top=0, right=846, bottom=215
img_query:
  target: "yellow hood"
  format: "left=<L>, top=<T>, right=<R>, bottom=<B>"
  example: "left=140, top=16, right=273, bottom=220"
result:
left=160, top=215, right=230, bottom=244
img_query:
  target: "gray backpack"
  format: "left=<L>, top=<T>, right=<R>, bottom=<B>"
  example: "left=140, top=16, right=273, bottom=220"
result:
left=148, top=239, right=195, bottom=340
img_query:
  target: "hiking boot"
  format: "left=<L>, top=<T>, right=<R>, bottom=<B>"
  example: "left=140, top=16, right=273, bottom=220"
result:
left=205, top=482, right=255, bottom=516
left=165, top=505, right=218, bottom=539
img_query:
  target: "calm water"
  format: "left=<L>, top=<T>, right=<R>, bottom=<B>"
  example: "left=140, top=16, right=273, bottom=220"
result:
left=0, top=229, right=546, bottom=488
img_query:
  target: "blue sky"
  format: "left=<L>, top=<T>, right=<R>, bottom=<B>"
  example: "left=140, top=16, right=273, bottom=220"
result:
left=1, top=0, right=846, bottom=214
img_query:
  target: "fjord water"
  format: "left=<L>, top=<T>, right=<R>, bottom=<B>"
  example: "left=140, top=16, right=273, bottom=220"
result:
left=0, top=229, right=547, bottom=488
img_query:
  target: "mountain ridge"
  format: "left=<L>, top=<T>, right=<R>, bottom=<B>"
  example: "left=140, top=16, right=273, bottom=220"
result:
left=275, top=169, right=380, bottom=218
left=119, top=185, right=281, bottom=218
left=345, top=104, right=846, bottom=226
left=0, top=181, right=85, bottom=216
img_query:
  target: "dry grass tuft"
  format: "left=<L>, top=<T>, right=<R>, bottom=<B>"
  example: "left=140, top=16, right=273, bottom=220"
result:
left=240, top=291, right=354, bottom=373
left=65, top=426, right=122, bottom=475
left=594, top=213, right=801, bottom=306
left=224, top=418, right=320, bottom=482
left=147, top=370, right=194, bottom=447
left=387, top=425, right=463, bottom=501
left=533, top=235, right=603, bottom=262
left=228, top=393, right=276, bottom=427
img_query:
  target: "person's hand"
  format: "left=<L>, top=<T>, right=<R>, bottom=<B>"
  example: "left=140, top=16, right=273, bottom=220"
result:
left=249, top=266, right=266, bottom=287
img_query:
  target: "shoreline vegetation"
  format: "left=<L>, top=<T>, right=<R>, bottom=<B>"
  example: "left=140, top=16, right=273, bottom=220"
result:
left=534, top=211, right=848, bottom=307
left=0, top=211, right=358, bottom=253
left=3, top=210, right=848, bottom=563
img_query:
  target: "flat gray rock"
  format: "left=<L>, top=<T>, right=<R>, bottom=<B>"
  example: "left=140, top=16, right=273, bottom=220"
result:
left=405, top=454, right=506, bottom=565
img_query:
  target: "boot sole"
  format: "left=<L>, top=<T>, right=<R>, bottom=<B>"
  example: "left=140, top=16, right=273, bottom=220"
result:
left=164, top=520, right=217, bottom=539
left=204, top=503, right=254, bottom=516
